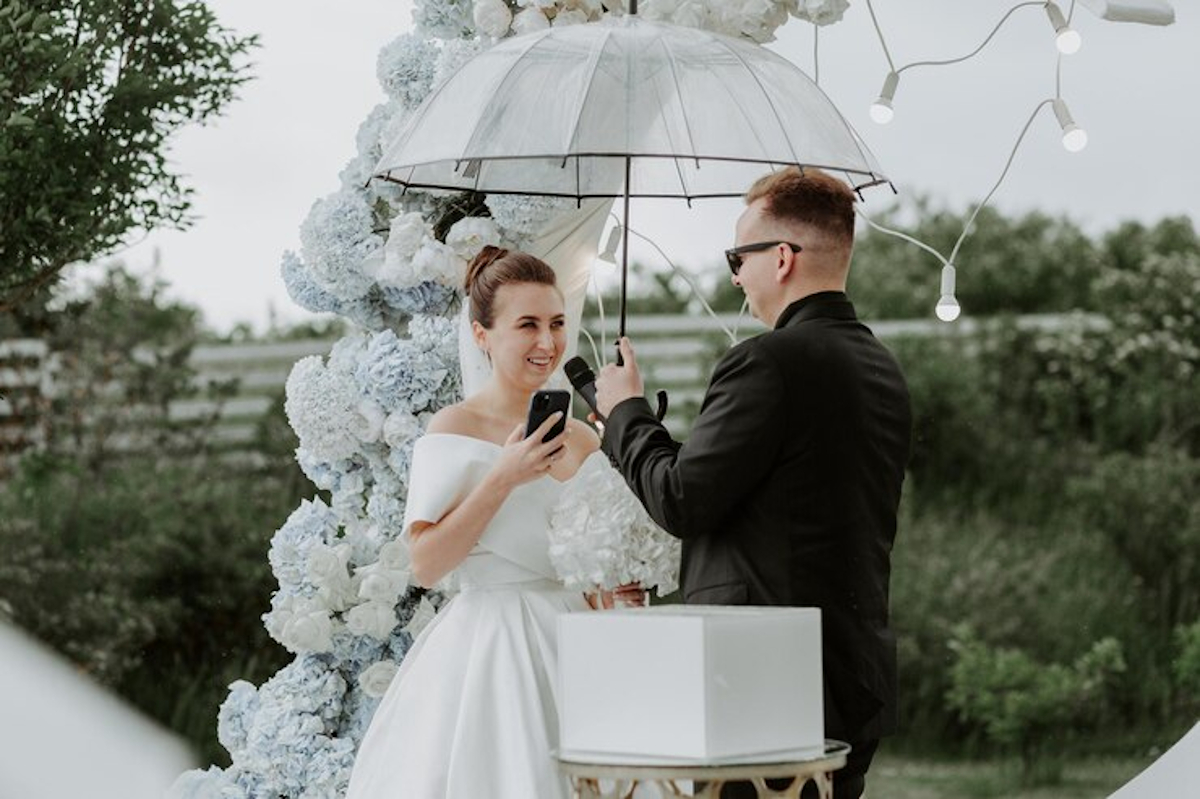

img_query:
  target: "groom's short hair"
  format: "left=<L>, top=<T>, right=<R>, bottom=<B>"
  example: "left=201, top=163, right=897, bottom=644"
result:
left=745, top=167, right=856, bottom=248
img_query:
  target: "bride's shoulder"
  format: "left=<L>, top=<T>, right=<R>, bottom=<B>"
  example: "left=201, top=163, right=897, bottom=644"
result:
left=426, top=404, right=484, bottom=437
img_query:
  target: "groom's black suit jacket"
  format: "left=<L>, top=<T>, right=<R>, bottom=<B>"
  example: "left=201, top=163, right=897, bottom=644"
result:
left=602, top=291, right=912, bottom=742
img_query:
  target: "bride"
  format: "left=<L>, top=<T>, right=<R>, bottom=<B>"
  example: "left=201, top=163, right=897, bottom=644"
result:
left=345, top=245, right=627, bottom=799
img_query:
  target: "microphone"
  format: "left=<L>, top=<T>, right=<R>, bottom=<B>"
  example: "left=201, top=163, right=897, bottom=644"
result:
left=563, top=356, right=604, bottom=423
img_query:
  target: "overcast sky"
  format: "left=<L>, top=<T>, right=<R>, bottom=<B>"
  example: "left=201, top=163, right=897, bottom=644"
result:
left=103, top=1, right=1198, bottom=332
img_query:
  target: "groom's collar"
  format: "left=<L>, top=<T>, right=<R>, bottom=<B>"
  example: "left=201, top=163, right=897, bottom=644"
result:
left=773, top=291, right=857, bottom=330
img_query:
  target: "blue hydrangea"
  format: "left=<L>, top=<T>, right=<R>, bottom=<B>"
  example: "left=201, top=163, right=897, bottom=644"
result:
left=299, top=190, right=381, bottom=302
left=281, top=251, right=346, bottom=316
left=269, top=498, right=342, bottom=590
left=354, top=329, right=459, bottom=414
left=165, top=764, right=245, bottom=799
left=223, top=656, right=355, bottom=798
left=338, top=687, right=384, bottom=750
left=331, top=628, right=388, bottom=674
left=379, top=280, right=457, bottom=317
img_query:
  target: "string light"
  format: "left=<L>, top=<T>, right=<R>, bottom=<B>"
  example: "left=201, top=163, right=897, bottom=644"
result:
left=1053, top=98, right=1088, bottom=151
left=870, top=72, right=899, bottom=124
left=1045, top=2, right=1082, bottom=54
left=935, top=264, right=962, bottom=322
left=596, top=225, right=622, bottom=265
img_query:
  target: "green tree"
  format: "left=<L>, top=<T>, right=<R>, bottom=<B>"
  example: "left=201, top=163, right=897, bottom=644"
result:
left=0, top=0, right=257, bottom=311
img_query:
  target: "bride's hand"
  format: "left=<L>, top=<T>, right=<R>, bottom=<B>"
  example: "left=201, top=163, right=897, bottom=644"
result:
left=584, top=583, right=646, bottom=610
left=492, top=413, right=568, bottom=489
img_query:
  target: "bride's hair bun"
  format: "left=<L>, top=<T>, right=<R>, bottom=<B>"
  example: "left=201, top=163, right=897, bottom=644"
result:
left=464, top=245, right=509, bottom=295
left=464, top=245, right=559, bottom=328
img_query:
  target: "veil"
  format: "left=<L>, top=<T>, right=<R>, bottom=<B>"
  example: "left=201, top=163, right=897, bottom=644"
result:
left=457, top=299, right=492, bottom=400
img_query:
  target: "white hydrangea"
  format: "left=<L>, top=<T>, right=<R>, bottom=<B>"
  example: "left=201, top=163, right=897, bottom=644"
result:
left=445, top=215, right=503, bottom=261
left=414, top=0, right=475, bottom=39
left=485, top=193, right=576, bottom=243
left=377, top=34, right=439, bottom=108
left=548, top=455, right=680, bottom=595
left=473, top=0, right=513, bottom=37
left=299, top=190, right=380, bottom=302
left=284, top=357, right=363, bottom=464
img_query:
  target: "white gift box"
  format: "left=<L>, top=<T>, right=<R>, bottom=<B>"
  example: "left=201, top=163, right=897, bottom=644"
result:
left=557, top=605, right=823, bottom=764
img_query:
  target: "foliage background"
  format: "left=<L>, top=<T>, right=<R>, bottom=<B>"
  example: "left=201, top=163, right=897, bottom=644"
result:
left=1, top=204, right=1197, bottom=780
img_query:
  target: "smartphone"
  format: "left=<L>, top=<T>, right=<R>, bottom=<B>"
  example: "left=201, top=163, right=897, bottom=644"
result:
left=525, top=389, right=570, bottom=444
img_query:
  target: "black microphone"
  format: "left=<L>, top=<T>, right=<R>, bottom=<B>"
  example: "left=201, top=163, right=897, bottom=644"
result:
left=564, top=356, right=604, bottom=423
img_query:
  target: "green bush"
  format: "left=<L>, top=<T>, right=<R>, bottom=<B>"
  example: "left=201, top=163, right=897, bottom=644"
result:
left=946, top=627, right=1126, bottom=784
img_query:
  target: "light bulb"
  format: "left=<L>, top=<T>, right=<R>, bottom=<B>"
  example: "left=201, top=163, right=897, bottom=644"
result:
left=1045, top=2, right=1081, bottom=55
left=870, top=72, right=899, bottom=125
left=870, top=99, right=894, bottom=125
left=1056, top=27, right=1082, bottom=54
left=1062, top=125, right=1088, bottom=152
left=935, top=295, right=961, bottom=322
left=1052, top=98, right=1088, bottom=152
left=935, top=263, right=960, bottom=321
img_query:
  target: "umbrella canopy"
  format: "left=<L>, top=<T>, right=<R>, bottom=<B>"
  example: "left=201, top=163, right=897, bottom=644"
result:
left=374, top=9, right=889, bottom=341
left=376, top=14, right=888, bottom=200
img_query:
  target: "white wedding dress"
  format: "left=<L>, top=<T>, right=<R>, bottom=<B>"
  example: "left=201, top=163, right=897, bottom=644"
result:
left=345, top=432, right=596, bottom=799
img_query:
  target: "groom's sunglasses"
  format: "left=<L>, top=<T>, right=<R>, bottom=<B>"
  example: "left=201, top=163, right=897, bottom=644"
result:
left=724, top=241, right=802, bottom=276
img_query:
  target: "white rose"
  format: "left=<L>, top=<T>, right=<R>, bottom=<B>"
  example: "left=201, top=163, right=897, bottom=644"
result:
left=317, top=573, right=359, bottom=613
left=350, top=399, right=386, bottom=443
left=671, top=1, right=708, bottom=28
left=512, top=7, right=551, bottom=35
left=305, top=544, right=345, bottom=587
left=358, top=661, right=399, bottom=698
left=378, top=539, right=411, bottom=571
left=445, top=216, right=502, bottom=261
left=404, top=596, right=439, bottom=638
left=346, top=600, right=399, bottom=640
left=473, top=0, right=513, bottom=38
left=382, top=410, right=422, bottom=449
left=282, top=609, right=334, bottom=653
left=553, top=8, right=589, bottom=26
left=358, top=567, right=410, bottom=604
left=411, top=239, right=467, bottom=287
left=379, top=213, right=432, bottom=287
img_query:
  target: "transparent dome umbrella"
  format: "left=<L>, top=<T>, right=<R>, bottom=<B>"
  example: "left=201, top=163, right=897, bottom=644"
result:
left=374, top=2, right=891, bottom=340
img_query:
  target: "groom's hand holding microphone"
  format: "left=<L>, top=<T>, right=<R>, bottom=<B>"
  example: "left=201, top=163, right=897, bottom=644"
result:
left=593, top=337, right=644, bottom=421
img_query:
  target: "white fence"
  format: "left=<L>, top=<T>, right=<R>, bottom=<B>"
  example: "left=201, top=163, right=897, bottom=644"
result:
left=0, top=312, right=1104, bottom=473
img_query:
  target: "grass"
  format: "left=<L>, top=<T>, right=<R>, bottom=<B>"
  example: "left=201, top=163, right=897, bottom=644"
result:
left=866, top=751, right=1153, bottom=799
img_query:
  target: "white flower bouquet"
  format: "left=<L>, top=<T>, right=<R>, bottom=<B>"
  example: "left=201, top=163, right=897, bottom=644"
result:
left=547, top=455, right=680, bottom=597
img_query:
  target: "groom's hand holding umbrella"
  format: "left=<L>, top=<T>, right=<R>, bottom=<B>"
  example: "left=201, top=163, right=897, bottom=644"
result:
left=594, top=338, right=644, bottom=420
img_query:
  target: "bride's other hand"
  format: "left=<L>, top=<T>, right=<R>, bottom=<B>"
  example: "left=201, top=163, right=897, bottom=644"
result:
left=492, top=412, right=568, bottom=489
left=584, top=583, right=645, bottom=610
left=612, top=582, right=647, bottom=608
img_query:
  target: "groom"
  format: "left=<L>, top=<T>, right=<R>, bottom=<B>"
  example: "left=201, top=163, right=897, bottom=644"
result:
left=594, top=168, right=912, bottom=799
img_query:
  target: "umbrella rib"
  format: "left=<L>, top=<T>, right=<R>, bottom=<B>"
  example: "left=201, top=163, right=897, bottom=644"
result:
left=460, top=32, right=553, bottom=163
left=563, top=27, right=615, bottom=155
left=655, top=33, right=696, bottom=199
left=712, top=37, right=802, bottom=168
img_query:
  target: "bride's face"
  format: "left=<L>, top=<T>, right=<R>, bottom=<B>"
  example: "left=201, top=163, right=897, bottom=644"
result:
left=475, top=282, right=567, bottom=391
